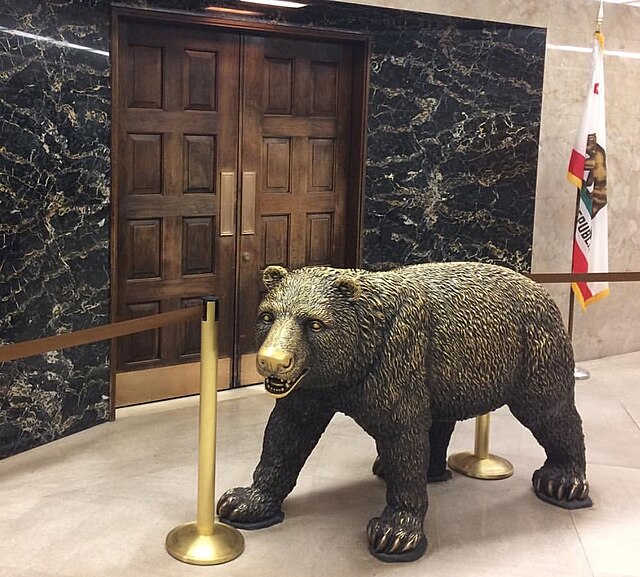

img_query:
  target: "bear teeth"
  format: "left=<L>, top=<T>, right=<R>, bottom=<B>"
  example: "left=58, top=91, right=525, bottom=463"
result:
left=264, top=370, right=309, bottom=399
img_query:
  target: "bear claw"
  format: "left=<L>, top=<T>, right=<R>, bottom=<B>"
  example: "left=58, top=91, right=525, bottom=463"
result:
left=216, top=486, right=284, bottom=529
left=366, top=514, right=427, bottom=563
left=368, top=536, right=427, bottom=563
left=532, top=468, right=592, bottom=509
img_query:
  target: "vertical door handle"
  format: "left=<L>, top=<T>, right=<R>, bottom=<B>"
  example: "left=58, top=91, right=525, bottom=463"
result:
left=241, top=171, right=256, bottom=235
left=220, top=171, right=235, bottom=237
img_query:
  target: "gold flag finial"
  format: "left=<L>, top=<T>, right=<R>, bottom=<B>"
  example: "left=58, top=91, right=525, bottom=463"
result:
left=596, top=0, right=604, bottom=33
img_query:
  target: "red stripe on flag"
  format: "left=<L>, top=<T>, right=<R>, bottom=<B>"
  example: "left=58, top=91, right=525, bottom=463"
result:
left=571, top=239, right=588, bottom=274
left=572, top=241, right=593, bottom=303
left=567, top=149, right=585, bottom=188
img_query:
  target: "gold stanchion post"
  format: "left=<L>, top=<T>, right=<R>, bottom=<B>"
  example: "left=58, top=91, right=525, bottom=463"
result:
left=166, top=297, right=244, bottom=565
left=447, top=413, right=514, bottom=480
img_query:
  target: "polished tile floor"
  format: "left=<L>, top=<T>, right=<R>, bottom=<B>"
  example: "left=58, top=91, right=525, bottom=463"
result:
left=1, top=351, right=639, bottom=577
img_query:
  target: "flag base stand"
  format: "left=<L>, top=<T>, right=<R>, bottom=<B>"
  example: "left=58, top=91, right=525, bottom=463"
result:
left=574, top=366, right=591, bottom=380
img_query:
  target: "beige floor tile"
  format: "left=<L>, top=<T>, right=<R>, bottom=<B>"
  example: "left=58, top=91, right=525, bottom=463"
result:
left=571, top=464, right=640, bottom=577
left=0, top=351, right=638, bottom=577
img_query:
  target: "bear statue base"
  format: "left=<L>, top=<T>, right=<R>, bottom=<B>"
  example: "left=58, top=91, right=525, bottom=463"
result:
left=217, top=263, right=593, bottom=563
left=534, top=490, right=593, bottom=510
left=219, top=512, right=284, bottom=530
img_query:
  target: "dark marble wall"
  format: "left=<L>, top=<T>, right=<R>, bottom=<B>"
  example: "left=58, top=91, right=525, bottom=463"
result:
left=280, top=4, right=546, bottom=271
left=0, top=0, right=545, bottom=458
left=0, top=0, right=111, bottom=458
left=363, top=24, right=544, bottom=270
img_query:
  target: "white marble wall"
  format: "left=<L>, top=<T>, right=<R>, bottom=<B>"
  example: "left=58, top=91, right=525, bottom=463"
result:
left=343, top=0, right=640, bottom=361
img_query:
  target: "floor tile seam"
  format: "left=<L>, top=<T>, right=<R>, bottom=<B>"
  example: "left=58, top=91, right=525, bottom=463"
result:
left=0, top=472, right=191, bottom=500
left=0, top=565, right=49, bottom=577
left=16, top=462, right=196, bottom=491
left=116, top=396, right=200, bottom=417
left=582, top=351, right=640, bottom=364
left=31, top=487, right=184, bottom=510
left=621, top=401, right=640, bottom=431
left=570, top=511, right=596, bottom=577
left=585, top=460, right=640, bottom=474
left=0, top=560, right=75, bottom=577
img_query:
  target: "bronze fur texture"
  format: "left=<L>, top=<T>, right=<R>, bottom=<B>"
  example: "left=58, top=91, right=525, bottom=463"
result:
left=217, top=262, right=592, bottom=563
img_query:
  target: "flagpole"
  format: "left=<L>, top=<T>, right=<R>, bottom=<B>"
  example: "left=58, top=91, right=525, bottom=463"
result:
left=568, top=288, right=575, bottom=340
left=569, top=0, right=605, bottom=382
left=569, top=199, right=590, bottom=381
left=568, top=175, right=582, bottom=343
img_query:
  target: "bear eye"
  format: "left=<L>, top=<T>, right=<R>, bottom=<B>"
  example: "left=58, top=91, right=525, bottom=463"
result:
left=307, top=319, right=324, bottom=332
left=259, top=312, right=274, bottom=324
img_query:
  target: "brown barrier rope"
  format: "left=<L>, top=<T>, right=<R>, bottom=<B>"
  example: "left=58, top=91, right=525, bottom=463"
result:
left=527, top=271, right=640, bottom=283
left=1, top=272, right=638, bottom=365
left=526, top=271, right=640, bottom=341
left=0, top=306, right=202, bottom=363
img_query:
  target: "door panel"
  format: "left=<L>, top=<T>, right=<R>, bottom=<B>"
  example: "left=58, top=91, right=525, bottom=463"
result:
left=114, top=16, right=366, bottom=404
left=115, top=21, right=239, bottom=390
left=237, top=36, right=354, bottom=385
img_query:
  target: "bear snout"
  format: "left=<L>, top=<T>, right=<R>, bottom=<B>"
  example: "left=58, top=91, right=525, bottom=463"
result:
left=257, top=346, right=293, bottom=377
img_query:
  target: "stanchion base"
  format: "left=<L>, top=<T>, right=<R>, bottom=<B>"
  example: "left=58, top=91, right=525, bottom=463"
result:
left=574, top=366, right=591, bottom=381
left=166, top=520, right=244, bottom=565
left=447, top=452, right=514, bottom=480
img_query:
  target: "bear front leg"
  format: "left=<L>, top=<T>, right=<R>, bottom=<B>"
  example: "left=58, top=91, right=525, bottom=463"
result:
left=372, top=420, right=454, bottom=483
left=217, top=392, right=335, bottom=529
left=367, top=426, right=430, bottom=563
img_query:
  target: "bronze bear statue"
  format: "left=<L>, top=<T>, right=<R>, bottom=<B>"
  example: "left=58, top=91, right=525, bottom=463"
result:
left=217, top=262, right=592, bottom=563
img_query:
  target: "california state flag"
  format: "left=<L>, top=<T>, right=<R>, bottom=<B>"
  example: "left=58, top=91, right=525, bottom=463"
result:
left=567, top=30, right=609, bottom=309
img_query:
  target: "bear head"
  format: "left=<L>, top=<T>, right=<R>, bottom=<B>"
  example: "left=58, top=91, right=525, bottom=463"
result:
left=256, top=266, right=362, bottom=398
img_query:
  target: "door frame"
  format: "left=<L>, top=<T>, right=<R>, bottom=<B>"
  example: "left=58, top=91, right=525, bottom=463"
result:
left=109, top=7, right=370, bottom=415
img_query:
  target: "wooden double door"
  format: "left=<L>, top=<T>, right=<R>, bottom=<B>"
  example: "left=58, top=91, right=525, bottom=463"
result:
left=112, top=15, right=367, bottom=405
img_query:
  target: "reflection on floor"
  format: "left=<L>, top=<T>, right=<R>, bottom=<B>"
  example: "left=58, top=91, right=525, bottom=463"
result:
left=1, top=351, right=639, bottom=577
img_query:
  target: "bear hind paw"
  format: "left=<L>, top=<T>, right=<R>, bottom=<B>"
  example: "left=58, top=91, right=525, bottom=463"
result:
left=532, top=468, right=592, bottom=509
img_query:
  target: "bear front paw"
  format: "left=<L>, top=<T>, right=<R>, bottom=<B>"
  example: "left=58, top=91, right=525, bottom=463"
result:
left=532, top=467, right=592, bottom=509
left=366, top=511, right=427, bottom=563
left=217, top=486, right=284, bottom=530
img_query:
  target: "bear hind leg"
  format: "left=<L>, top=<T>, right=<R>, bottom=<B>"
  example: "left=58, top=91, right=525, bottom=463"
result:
left=427, top=420, right=455, bottom=482
left=510, top=399, right=592, bottom=509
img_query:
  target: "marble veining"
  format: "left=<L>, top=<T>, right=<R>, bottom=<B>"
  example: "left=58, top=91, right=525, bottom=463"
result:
left=0, top=0, right=544, bottom=459
left=0, top=0, right=111, bottom=459
left=205, top=0, right=545, bottom=269
left=360, top=23, right=544, bottom=270
left=241, top=2, right=545, bottom=270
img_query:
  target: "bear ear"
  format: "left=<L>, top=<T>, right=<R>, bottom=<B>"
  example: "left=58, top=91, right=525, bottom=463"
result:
left=335, top=275, right=361, bottom=301
left=263, top=266, right=288, bottom=291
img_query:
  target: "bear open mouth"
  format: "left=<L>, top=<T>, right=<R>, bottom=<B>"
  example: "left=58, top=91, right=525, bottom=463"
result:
left=264, top=369, right=309, bottom=398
